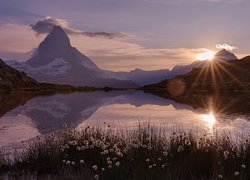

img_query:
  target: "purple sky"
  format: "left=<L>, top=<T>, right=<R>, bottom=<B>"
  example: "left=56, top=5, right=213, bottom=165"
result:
left=0, top=0, right=249, bottom=71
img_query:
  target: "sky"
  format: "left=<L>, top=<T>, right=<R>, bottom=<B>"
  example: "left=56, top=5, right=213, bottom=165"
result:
left=0, top=0, right=249, bottom=71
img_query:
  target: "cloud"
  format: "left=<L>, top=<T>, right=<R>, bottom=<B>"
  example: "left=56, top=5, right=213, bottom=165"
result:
left=70, top=34, right=210, bottom=71
left=142, top=0, right=245, bottom=5
left=30, top=16, right=130, bottom=39
left=216, top=43, right=237, bottom=51
left=0, top=22, right=216, bottom=71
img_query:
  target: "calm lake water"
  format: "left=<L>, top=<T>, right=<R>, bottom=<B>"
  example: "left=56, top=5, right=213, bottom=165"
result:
left=0, top=91, right=250, bottom=148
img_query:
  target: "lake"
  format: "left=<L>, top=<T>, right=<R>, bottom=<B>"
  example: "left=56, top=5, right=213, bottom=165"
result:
left=1, top=90, right=250, bottom=148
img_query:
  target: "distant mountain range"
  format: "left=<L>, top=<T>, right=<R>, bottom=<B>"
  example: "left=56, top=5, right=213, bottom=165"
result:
left=3, top=25, right=241, bottom=88
left=144, top=56, right=250, bottom=95
left=104, top=49, right=238, bottom=85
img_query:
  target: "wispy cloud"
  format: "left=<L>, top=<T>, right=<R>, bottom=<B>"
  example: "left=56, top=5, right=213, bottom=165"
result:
left=30, top=16, right=131, bottom=39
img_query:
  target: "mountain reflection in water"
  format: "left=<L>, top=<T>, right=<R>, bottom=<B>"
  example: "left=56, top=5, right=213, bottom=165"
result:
left=0, top=90, right=250, bottom=147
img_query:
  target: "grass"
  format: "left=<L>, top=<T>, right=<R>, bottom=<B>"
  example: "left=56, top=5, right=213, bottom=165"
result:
left=1, top=125, right=250, bottom=180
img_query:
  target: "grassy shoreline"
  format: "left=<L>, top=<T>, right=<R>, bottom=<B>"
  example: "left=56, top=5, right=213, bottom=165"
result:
left=1, top=125, right=250, bottom=180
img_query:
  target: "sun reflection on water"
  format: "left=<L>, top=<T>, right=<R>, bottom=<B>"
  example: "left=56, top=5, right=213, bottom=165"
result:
left=200, top=112, right=217, bottom=131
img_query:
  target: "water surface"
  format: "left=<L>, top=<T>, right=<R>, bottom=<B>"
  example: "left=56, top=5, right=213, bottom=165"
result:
left=0, top=91, right=250, bottom=148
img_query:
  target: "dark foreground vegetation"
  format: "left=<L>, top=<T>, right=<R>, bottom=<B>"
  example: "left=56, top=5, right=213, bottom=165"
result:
left=1, top=125, right=250, bottom=180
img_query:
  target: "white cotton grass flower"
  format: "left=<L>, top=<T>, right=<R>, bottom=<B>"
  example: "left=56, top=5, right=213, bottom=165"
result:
left=92, top=165, right=98, bottom=171
left=163, top=151, right=168, bottom=156
left=223, top=151, right=229, bottom=160
left=185, top=140, right=191, bottom=146
left=161, top=164, right=165, bottom=168
left=71, top=161, right=75, bottom=166
left=94, top=174, right=99, bottom=180
left=163, top=146, right=168, bottom=151
left=62, top=160, right=66, bottom=163
left=177, top=145, right=184, bottom=152
left=115, top=161, right=120, bottom=167
left=146, top=159, right=150, bottom=162
left=241, top=164, right=246, bottom=169
left=80, top=160, right=84, bottom=164
left=218, top=174, right=223, bottom=179
left=234, top=171, right=239, bottom=176
left=66, top=160, right=71, bottom=165
left=101, top=168, right=105, bottom=172
left=153, top=164, right=156, bottom=167
left=148, top=165, right=152, bottom=169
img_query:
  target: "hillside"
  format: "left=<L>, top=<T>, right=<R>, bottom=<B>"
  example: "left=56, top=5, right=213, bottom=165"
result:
left=0, top=58, right=38, bottom=90
left=144, top=56, right=250, bottom=96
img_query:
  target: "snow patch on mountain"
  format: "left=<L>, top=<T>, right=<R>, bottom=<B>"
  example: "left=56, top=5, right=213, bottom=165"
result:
left=6, top=58, right=72, bottom=76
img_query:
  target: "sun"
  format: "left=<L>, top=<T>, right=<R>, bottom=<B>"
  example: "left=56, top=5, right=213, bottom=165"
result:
left=196, top=50, right=216, bottom=61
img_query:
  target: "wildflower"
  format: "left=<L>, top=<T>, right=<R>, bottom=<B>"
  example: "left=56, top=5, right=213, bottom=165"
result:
left=94, top=175, right=99, bottom=180
left=92, top=165, right=98, bottom=171
left=163, top=146, right=168, bottom=151
left=109, top=148, right=114, bottom=153
left=108, top=161, right=112, bottom=165
left=143, top=145, right=147, bottom=148
left=115, top=162, right=120, bottom=167
left=146, top=159, right=150, bottom=162
left=80, top=160, right=84, bottom=164
left=101, top=168, right=105, bottom=172
left=123, top=148, right=128, bottom=153
left=223, top=151, right=229, bottom=160
left=158, top=158, right=162, bottom=161
left=148, top=165, right=152, bottom=169
left=234, top=172, right=239, bottom=176
left=71, top=161, right=75, bottom=166
left=84, top=140, right=89, bottom=145
left=236, top=152, right=241, bottom=157
left=241, top=164, right=246, bottom=169
left=218, top=175, right=223, bottom=179
left=72, top=140, right=77, bottom=146
left=76, top=146, right=81, bottom=151
left=62, top=160, right=66, bottom=163
left=90, top=145, right=94, bottom=149
left=153, top=164, right=156, bottom=167
left=66, top=160, right=71, bottom=165
left=163, top=151, right=168, bottom=156
left=177, top=145, right=184, bottom=152
left=162, top=164, right=165, bottom=168
left=108, top=165, right=112, bottom=169
left=147, top=146, right=152, bottom=150
left=113, top=157, right=118, bottom=161
left=64, top=144, right=69, bottom=149
left=185, top=140, right=191, bottom=146
left=107, top=157, right=111, bottom=161
left=117, top=152, right=123, bottom=157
